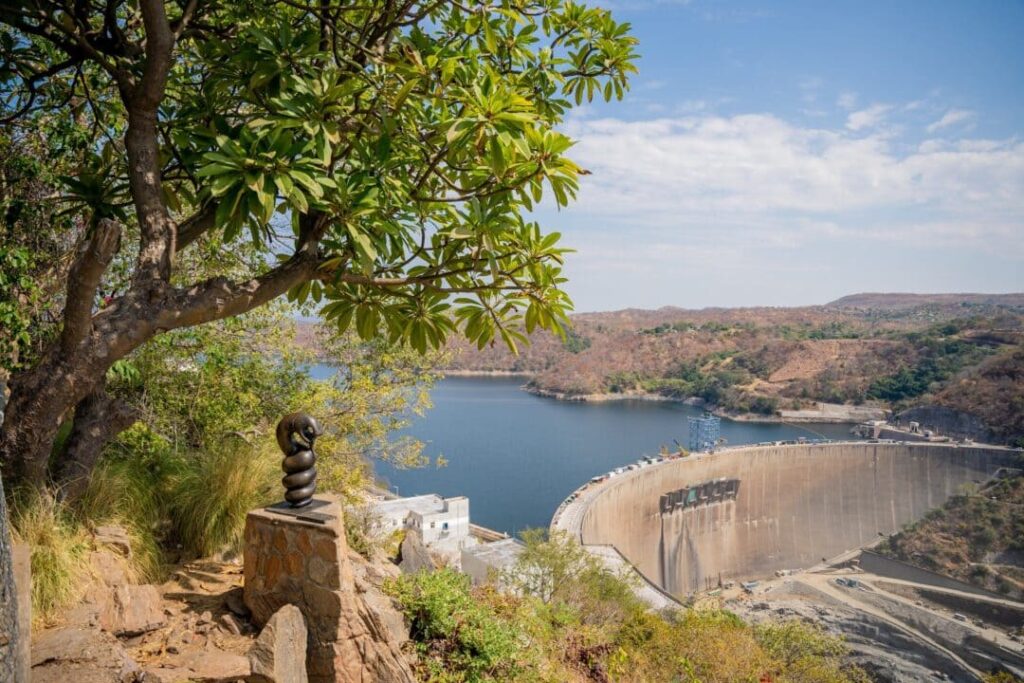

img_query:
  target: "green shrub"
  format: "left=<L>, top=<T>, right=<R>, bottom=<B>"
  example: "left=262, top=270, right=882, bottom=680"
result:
left=386, top=569, right=526, bottom=682
left=756, top=620, right=867, bottom=683
left=386, top=530, right=869, bottom=682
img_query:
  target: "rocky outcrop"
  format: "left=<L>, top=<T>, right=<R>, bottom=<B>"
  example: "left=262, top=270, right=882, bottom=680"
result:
left=895, top=405, right=997, bottom=444
left=248, top=604, right=307, bottom=683
left=244, top=495, right=416, bottom=683
left=32, top=626, right=143, bottom=683
left=398, top=530, right=437, bottom=575
left=99, top=584, right=166, bottom=637
left=66, top=547, right=166, bottom=637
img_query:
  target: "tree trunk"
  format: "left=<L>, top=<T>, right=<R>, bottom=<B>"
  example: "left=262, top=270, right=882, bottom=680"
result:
left=53, top=383, right=140, bottom=502
left=0, top=470, right=21, bottom=681
left=0, top=353, right=88, bottom=487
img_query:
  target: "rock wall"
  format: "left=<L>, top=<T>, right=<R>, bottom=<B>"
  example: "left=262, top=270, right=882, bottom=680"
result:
left=579, top=443, right=1016, bottom=597
left=895, top=405, right=997, bottom=443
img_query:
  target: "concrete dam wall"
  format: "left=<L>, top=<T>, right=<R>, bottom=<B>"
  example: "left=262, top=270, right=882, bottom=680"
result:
left=576, top=443, right=1016, bottom=597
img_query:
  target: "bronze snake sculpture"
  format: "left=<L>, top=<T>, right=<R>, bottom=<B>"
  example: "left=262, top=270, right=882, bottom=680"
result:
left=275, top=412, right=323, bottom=507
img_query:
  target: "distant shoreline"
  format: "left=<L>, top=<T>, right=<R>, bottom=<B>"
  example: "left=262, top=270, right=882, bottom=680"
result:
left=522, top=383, right=870, bottom=425
left=526, top=385, right=690, bottom=404
left=442, top=370, right=533, bottom=378
left=435, top=370, right=874, bottom=425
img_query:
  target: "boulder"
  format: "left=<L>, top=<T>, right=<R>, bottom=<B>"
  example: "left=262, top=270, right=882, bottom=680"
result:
left=175, top=650, right=251, bottom=680
left=358, top=581, right=409, bottom=648
left=350, top=553, right=409, bottom=647
left=99, top=584, right=166, bottom=636
left=31, top=626, right=142, bottom=683
left=90, top=548, right=129, bottom=587
left=67, top=549, right=143, bottom=631
left=142, top=650, right=250, bottom=682
left=248, top=604, right=308, bottom=683
left=398, top=531, right=436, bottom=575
left=94, top=525, right=133, bottom=557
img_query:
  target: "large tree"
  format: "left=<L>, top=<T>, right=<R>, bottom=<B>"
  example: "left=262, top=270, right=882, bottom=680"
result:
left=0, top=0, right=636, bottom=493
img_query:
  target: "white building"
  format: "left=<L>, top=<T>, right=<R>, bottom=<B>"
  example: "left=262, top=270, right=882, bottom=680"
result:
left=370, top=494, right=473, bottom=554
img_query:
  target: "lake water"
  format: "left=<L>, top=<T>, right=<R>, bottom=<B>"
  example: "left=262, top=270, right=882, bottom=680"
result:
left=325, top=374, right=859, bottom=535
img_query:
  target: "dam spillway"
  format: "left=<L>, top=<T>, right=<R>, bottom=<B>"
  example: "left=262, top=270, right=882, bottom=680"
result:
left=555, top=442, right=1017, bottom=598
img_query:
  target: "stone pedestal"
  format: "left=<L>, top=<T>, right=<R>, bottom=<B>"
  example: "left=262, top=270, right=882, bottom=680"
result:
left=243, top=495, right=414, bottom=683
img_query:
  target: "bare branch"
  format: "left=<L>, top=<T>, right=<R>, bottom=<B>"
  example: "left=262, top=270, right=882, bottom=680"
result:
left=176, top=204, right=217, bottom=251
left=124, top=0, right=178, bottom=284
left=60, top=219, right=121, bottom=353
left=161, top=252, right=319, bottom=330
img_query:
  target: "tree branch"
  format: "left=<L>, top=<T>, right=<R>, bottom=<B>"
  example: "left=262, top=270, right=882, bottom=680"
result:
left=176, top=204, right=217, bottom=251
left=132, top=0, right=175, bottom=111
left=53, top=383, right=140, bottom=502
left=124, top=0, right=178, bottom=284
left=160, top=251, right=319, bottom=331
left=60, top=219, right=121, bottom=354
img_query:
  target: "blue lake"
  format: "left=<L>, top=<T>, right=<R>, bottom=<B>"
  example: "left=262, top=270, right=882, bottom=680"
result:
left=313, top=373, right=859, bottom=535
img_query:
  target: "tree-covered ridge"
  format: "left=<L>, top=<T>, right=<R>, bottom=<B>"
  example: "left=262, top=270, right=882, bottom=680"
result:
left=0, top=0, right=638, bottom=492
left=437, top=301, right=1024, bottom=438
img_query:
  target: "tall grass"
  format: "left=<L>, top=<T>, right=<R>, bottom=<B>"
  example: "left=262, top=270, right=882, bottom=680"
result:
left=8, top=433, right=281, bottom=625
left=77, top=452, right=182, bottom=582
left=10, top=490, right=89, bottom=625
left=169, top=443, right=278, bottom=558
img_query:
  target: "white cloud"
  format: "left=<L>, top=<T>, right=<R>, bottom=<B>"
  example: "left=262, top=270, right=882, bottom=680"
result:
left=926, top=108, right=974, bottom=133
left=675, top=99, right=709, bottom=113
left=837, top=92, right=858, bottom=110
left=845, top=103, right=891, bottom=131
left=561, top=111, right=1024, bottom=253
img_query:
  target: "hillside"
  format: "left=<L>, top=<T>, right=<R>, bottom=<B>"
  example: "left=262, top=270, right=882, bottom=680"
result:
left=826, top=293, right=1024, bottom=310
left=877, top=470, right=1024, bottom=602
left=298, top=294, right=1024, bottom=442
left=443, top=294, right=1024, bottom=441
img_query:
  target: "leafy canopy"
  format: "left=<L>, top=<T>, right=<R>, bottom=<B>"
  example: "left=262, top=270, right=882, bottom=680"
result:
left=0, top=0, right=638, bottom=353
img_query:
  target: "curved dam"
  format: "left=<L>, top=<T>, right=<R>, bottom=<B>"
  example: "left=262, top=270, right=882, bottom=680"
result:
left=555, top=442, right=1017, bottom=598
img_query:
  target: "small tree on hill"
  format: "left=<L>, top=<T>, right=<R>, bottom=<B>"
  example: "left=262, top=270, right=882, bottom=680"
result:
left=0, top=0, right=638, bottom=493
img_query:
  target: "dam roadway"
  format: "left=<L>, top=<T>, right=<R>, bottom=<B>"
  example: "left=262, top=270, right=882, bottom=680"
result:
left=552, top=441, right=1018, bottom=598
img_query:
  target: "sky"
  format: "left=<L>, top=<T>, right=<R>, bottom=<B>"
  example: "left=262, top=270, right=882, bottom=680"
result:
left=531, top=0, right=1024, bottom=312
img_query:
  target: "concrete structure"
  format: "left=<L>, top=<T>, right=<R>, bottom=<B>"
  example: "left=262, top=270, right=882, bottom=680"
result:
left=370, top=494, right=471, bottom=551
left=461, top=538, right=525, bottom=588
left=554, top=442, right=1017, bottom=598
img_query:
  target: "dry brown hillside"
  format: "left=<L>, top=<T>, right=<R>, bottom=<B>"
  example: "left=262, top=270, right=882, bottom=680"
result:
left=299, top=294, right=1024, bottom=442
left=931, top=346, right=1024, bottom=444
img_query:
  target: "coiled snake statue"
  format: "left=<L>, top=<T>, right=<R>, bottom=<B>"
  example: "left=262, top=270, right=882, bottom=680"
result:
left=276, top=412, right=323, bottom=508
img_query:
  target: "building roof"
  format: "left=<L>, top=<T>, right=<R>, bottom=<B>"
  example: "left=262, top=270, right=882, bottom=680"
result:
left=372, top=494, right=445, bottom=518
left=462, top=538, right=525, bottom=566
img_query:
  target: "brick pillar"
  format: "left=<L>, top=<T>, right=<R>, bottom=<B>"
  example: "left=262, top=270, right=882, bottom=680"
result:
left=243, top=495, right=413, bottom=683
